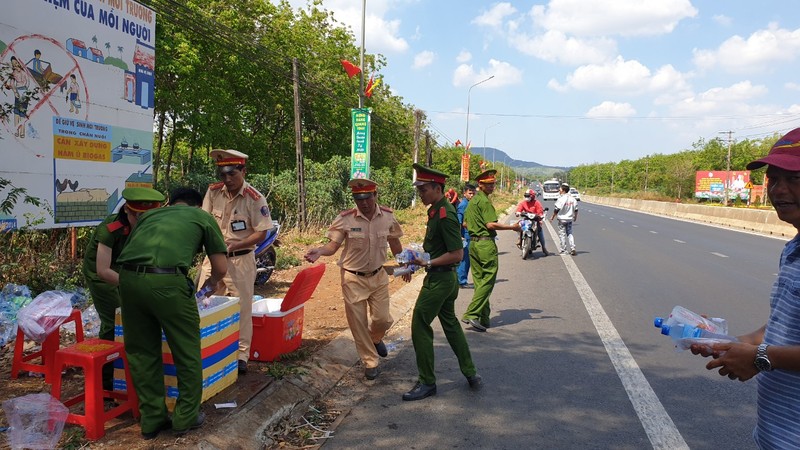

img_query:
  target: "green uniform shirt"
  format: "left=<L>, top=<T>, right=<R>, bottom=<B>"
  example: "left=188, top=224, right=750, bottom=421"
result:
left=117, top=205, right=227, bottom=269
left=464, top=190, right=498, bottom=238
left=423, top=196, right=462, bottom=263
left=82, top=213, right=130, bottom=280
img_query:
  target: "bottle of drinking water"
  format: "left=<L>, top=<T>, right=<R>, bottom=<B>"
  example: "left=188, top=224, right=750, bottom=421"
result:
left=660, top=322, right=737, bottom=351
left=653, top=305, right=728, bottom=335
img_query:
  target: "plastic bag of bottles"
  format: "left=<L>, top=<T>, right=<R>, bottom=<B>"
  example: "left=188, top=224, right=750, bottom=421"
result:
left=17, top=291, right=73, bottom=343
left=654, top=305, right=727, bottom=335
left=80, top=304, right=101, bottom=338
left=394, top=244, right=430, bottom=277
left=660, top=322, right=737, bottom=351
left=3, top=393, right=69, bottom=450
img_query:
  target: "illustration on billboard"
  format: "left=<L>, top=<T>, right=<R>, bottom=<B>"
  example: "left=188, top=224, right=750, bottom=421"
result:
left=695, top=171, right=751, bottom=201
left=0, top=0, right=156, bottom=230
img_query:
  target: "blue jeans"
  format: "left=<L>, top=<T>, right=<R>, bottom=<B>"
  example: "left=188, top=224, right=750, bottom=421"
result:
left=457, top=238, right=470, bottom=285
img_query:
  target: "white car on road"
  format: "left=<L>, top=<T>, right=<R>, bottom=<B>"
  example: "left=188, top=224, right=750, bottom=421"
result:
left=569, top=188, right=581, bottom=201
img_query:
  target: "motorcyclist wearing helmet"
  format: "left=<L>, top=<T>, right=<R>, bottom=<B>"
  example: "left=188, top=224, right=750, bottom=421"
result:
left=514, top=189, right=549, bottom=256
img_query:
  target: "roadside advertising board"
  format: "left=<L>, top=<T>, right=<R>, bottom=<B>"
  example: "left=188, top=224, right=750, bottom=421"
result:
left=1, top=0, right=156, bottom=230
left=694, top=171, right=751, bottom=201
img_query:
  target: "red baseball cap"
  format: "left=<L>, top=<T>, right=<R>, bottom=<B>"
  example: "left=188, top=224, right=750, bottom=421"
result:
left=747, top=128, right=800, bottom=171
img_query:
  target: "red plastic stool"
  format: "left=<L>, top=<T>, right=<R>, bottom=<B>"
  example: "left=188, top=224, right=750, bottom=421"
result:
left=50, top=339, right=140, bottom=440
left=11, top=308, right=84, bottom=384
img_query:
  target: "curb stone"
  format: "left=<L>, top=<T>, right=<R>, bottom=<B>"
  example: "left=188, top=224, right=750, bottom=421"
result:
left=197, top=273, right=424, bottom=449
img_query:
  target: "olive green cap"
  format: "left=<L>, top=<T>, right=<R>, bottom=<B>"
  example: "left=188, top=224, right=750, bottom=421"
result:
left=412, top=163, right=448, bottom=186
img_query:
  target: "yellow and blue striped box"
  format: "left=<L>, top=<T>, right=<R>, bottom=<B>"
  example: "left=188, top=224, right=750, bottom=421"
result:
left=113, top=296, right=240, bottom=410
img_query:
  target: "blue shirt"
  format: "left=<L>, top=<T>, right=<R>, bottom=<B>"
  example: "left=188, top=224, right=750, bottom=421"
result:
left=457, top=197, right=469, bottom=239
left=756, top=234, right=800, bottom=449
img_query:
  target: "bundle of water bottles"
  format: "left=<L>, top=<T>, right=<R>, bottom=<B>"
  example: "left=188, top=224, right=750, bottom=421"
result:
left=654, top=305, right=737, bottom=351
left=393, top=244, right=430, bottom=277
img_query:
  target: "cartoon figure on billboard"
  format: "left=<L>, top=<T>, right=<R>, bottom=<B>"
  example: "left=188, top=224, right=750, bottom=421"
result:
left=67, top=74, right=81, bottom=113
left=3, top=56, right=31, bottom=138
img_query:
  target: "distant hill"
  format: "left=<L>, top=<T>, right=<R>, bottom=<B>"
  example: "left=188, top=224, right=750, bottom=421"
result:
left=471, top=146, right=570, bottom=178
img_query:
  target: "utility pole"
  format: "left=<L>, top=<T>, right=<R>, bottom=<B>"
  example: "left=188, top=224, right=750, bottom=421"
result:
left=425, top=131, right=432, bottom=166
left=292, top=58, right=306, bottom=229
left=719, top=131, right=734, bottom=206
left=411, top=109, right=423, bottom=207
left=644, top=156, right=649, bottom=192
left=358, top=0, right=366, bottom=108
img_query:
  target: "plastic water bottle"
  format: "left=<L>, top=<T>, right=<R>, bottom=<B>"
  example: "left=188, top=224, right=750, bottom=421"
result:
left=653, top=305, right=727, bottom=335
left=660, top=323, right=737, bottom=351
left=195, top=285, right=214, bottom=300
left=393, top=266, right=416, bottom=277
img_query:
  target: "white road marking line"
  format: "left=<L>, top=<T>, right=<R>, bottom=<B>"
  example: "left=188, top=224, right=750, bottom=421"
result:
left=632, top=225, right=639, bottom=228
left=673, top=239, right=685, bottom=244
left=542, top=219, right=689, bottom=450
left=650, top=231, right=658, bottom=234
left=619, top=220, right=625, bottom=223
left=711, top=252, right=728, bottom=258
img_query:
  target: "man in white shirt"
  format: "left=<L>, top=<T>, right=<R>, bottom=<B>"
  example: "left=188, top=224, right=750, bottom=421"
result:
left=549, top=183, right=578, bottom=255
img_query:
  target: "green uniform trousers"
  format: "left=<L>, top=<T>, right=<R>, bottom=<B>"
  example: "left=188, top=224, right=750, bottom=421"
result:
left=411, top=271, right=476, bottom=385
left=85, top=278, right=120, bottom=390
left=463, top=239, right=498, bottom=327
left=119, top=270, right=202, bottom=434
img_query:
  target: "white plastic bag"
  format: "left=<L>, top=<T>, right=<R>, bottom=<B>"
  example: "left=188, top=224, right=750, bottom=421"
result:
left=16, top=291, right=73, bottom=343
left=2, top=393, right=69, bottom=449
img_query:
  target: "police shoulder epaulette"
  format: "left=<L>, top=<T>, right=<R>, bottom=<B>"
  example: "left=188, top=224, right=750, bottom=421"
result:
left=340, top=208, right=357, bottom=216
left=379, top=205, right=393, bottom=213
left=439, top=207, right=447, bottom=219
left=106, top=220, right=127, bottom=234
left=244, top=186, right=262, bottom=200
left=209, top=181, right=225, bottom=190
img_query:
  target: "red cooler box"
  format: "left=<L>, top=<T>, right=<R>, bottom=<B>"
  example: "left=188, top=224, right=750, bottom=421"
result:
left=250, top=264, right=326, bottom=361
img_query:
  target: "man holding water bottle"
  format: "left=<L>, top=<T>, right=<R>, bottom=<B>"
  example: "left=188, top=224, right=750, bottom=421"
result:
left=304, top=179, right=404, bottom=380
left=691, top=127, right=800, bottom=449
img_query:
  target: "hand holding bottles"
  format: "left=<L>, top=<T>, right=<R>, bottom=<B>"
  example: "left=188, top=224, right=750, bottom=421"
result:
left=654, top=305, right=736, bottom=351
left=393, top=244, right=430, bottom=277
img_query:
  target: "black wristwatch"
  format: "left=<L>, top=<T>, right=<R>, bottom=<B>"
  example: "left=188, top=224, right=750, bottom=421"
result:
left=755, top=343, right=772, bottom=372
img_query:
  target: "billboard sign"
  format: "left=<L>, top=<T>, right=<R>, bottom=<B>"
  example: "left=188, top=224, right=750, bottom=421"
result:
left=1, top=0, right=156, bottom=229
left=350, top=108, right=371, bottom=179
left=695, top=171, right=750, bottom=200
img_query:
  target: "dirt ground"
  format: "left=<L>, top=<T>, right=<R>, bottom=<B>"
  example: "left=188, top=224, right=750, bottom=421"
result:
left=0, top=256, right=409, bottom=449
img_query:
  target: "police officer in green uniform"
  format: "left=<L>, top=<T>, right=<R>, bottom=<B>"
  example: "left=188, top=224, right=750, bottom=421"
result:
left=462, top=170, right=520, bottom=332
left=82, top=187, right=164, bottom=390
left=114, top=188, right=228, bottom=440
left=402, top=164, right=482, bottom=401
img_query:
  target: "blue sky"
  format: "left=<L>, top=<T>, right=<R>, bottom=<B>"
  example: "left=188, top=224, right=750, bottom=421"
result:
left=285, top=1, right=800, bottom=168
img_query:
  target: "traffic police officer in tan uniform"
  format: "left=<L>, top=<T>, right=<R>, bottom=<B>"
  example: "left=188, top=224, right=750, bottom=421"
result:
left=197, top=149, right=273, bottom=374
left=304, top=179, right=404, bottom=380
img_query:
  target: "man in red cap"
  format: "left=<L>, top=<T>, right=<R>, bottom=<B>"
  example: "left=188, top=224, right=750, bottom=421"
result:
left=691, top=128, right=800, bottom=449
left=197, top=149, right=274, bottom=374
left=304, top=178, right=404, bottom=380
left=462, top=169, right=520, bottom=332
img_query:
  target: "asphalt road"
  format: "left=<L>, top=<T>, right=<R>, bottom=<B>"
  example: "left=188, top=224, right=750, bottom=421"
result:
left=319, top=202, right=789, bottom=450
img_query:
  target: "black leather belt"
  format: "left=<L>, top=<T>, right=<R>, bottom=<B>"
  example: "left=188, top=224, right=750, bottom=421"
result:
left=227, top=249, right=253, bottom=258
left=426, top=266, right=455, bottom=273
left=344, top=267, right=382, bottom=277
left=121, top=264, right=187, bottom=275
left=470, top=236, right=494, bottom=241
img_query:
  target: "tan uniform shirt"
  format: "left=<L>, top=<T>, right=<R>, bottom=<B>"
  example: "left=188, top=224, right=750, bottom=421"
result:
left=202, top=181, right=273, bottom=246
left=327, top=206, right=403, bottom=272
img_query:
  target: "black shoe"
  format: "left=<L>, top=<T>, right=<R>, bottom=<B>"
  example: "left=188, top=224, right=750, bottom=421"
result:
left=461, top=318, right=470, bottom=325
left=374, top=340, right=388, bottom=358
left=141, top=419, right=171, bottom=440
left=238, top=360, right=248, bottom=374
left=571, top=249, right=577, bottom=256
left=466, top=374, right=483, bottom=390
left=365, top=367, right=379, bottom=380
left=542, top=250, right=549, bottom=257
left=467, top=319, right=486, bottom=332
left=459, top=283, right=474, bottom=289
left=173, top=411, right=205, bottom=436
left=402, top=382, right=437, bottom=401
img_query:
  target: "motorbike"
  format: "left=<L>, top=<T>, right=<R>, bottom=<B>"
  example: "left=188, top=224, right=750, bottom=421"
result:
left=517, top=209, right=547, bottom=260
left=254, top=221, right=280, bottom=285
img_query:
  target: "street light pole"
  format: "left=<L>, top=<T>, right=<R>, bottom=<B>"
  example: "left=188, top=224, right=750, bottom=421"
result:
left=719, top=131, right=734, bottom=206
left=358, top=0, right=366, bottom=108
left=464, top=75, right=494, bottom=154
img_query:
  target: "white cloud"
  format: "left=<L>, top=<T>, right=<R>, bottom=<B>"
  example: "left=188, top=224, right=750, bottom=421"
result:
left=787, top=82, right=800, bottom=91
left=693, top=24, right=800, bottom=74
left=669, top=81, right=768, bottom=116
left=547, top=56, right=691, bottom=96
left=712, top=14, right=732, bottom=27
left=305, top=0, right=409, bottom=54
left=586, top=101, right=636, bottom=118
left=472, top=2, right=517, bottom=30
left=413, top=50, right=436, bottom=69
left=453, top=59, right=523, bottom=88
left=456, top=50, right=472, bottom=63
left=529, top=0, right=698, bottom=37
left=508, top=29, right=617, bottom=65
